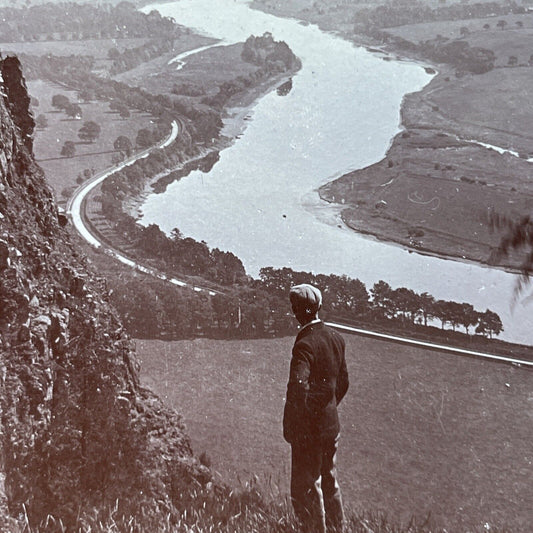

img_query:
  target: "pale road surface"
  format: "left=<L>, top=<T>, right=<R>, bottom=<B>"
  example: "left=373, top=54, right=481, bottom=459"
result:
left=64, top=96, right=533, bottom=368
left=65, top=121, right=218, bottom=295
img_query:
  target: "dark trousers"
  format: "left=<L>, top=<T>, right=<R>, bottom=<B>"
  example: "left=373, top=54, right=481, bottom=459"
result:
left=290, top=434, right=344, bottom=533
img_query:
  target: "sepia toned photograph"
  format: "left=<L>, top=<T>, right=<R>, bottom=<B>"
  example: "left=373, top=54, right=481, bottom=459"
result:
left=0, top=0, right=532, bottom=531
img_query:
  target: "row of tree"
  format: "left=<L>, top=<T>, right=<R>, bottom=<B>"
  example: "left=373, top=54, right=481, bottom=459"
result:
left=256, top=267, right=503, bottom=338
left=0, top=2, right=179, bottom=43
left=108, top=39, right=177, bottom=75
left=108, top=261, right=503, bottom=341
left=353, top=1, right=525, bottom=32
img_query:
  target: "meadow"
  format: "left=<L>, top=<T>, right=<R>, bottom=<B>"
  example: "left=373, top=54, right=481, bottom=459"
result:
left=137, top=333, right=533, bottom=532
left=384, top=14, right=533, bottom=47
left=115, top=41, right=260, bottom=99
left=28, top=79, right=154, bottom=201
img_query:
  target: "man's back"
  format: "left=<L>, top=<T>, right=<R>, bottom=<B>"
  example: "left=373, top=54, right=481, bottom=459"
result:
left=283, top=321, right=349, bottom=443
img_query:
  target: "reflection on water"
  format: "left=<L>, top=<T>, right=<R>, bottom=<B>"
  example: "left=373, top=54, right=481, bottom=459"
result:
left=277, top=78, right=292, bottom=96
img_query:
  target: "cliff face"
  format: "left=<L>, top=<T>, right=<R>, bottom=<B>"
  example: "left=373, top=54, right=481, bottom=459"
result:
left=0, top=57, right=206, bottom=530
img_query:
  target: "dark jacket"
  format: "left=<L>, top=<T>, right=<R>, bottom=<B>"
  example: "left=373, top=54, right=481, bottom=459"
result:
left=283, top=322, right=349, bottom=443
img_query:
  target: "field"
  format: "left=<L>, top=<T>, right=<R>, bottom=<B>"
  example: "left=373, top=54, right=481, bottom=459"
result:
left=0, top=38, right=148, bottom=58
left=28, top=80, right=154, bottom=202
left=385, top=14, right=533, bottom=49
left=136, top=334, right=533, bottom=532
left=115, top=41, right=260, bottom=97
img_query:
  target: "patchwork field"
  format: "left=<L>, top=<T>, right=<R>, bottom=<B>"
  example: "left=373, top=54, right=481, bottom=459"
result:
left=137, top=334, right=533, bottom=532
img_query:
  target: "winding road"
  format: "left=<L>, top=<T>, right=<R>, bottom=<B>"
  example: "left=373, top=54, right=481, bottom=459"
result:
left=65, top=118, right=533, bottom=368
left=66, top=120, right=219, bottom=296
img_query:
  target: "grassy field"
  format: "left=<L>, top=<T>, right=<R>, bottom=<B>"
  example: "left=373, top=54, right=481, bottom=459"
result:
left=115, top=41, right=259, bottom=97
left=423, top=66, right=533, bottom=150
left=0, top=38, right=148, bottom=58
left=28, top=79, right=154, bottom=201
left=136, top=334, right=533, bottom=532
left=385, top=14, right=533, bottom=48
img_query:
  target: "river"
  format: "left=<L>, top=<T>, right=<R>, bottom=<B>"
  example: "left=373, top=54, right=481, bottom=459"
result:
left=140, top=0, right=532, bottom=345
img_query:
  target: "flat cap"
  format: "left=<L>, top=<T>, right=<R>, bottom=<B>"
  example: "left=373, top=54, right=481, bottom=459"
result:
left=289, top=283, right=322, bottom=313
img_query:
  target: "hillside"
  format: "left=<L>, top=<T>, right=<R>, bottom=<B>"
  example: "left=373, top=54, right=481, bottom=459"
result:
left=0, top=56, right=209, bottom=530
left=138, top=335, right=533, bottom=532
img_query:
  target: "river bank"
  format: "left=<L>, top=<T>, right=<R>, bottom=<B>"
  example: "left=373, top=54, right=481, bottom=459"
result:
left=250, top=0, right=533, bottom=274
left=121, top=67, right=297, bottom=219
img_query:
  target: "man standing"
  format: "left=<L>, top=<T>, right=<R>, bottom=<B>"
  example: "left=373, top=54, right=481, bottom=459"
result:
left=283, top=284, right=349, bottom=533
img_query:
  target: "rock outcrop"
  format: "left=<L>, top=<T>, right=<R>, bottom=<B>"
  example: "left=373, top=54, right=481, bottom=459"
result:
left=0, top=56, right=207, bottom=531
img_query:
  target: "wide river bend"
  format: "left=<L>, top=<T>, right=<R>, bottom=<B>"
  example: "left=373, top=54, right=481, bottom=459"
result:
left=141, top=0, right=531, bottom=345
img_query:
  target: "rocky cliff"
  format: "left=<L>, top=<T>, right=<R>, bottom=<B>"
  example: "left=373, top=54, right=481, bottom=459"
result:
left=0, top=57, right=207, bottom=531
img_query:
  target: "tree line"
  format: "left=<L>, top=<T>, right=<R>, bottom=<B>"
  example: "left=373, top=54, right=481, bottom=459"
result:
left=0, top=2, right=179, bottom=42
left=106, top=222, right=503, bottom=342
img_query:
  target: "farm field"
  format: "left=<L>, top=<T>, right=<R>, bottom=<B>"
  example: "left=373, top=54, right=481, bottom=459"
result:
left=384, top=14, right=533, bottom=48
left=0, top=38, right=148, bottom=58
left=137, top=334, right=533, bottom=532
left=423, top=66, right=533, bottom=147
left=28, top=79, right=155, bottom=202
left=322, top=14, right=533, bottom=269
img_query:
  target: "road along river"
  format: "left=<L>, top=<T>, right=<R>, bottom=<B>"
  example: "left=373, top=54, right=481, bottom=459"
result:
left=140, top=0, right=532, bottom=345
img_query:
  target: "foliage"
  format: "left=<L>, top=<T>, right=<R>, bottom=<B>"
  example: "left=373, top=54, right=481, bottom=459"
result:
left=489, top=213, right=533, bottom=297
left=242, top=32, right=300, bottom=70
left=51, top=93, right=69, bottom=111
left=64, top=103, right=82, bottom=119
left=109, top=38, right=178, bottom=75
left=0, top=2, right=180, bottom=43
left=78, top=120, right=101, bottom=143
left=60, top=141, right=76, bottom=158
left=28, top=491, right=464, bottom=533
left=354, top=1, right=523, bottom=32
left=35, top=113, right=48, bottom=129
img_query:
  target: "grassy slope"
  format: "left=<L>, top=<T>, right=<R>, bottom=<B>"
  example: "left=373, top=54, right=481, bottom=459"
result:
left=137, top=334, right=533, bottom=532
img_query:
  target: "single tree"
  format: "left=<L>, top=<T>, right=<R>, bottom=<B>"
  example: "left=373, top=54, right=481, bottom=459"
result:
left=78, top=121, right=101, bottom=143
left=419, top=292, right=436, bottom=326
left=109, top=100, right=122, bottom=113
left=496, top=19, right=507, bottom=31
left=78, top=88, right=95, bottom=102
left=459, top=26, right=470, bottom=37
left=119, top=107, right=131, bottom=120
left=516, top=20, right=524, bottom=29
left=459, top=302, right=477, bottom=334
left=136, top=128, right=154, bottom=149
left=107, top=47, right=120, bottom=60
left=60, top=141, right=76, bottom=158
left=65, top=103, right=82, bottom=119
left=371, top=280, right=395, bottom=319
left=476, top=309, right=503, bottom=338
left=51, top=94, right=70, bottom=111
left=35, top=114, right=48, bottom=129
left=483, top=23, right=490, bottom=30
left=30, top=96, right=39, bottom=108
left=114, top=135, right=133, bottom=157
left=508, top=55, right=518, bottom=67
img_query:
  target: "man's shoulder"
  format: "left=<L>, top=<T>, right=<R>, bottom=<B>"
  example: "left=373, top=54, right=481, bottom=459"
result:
left=296, top=322, right=343, bottom=344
